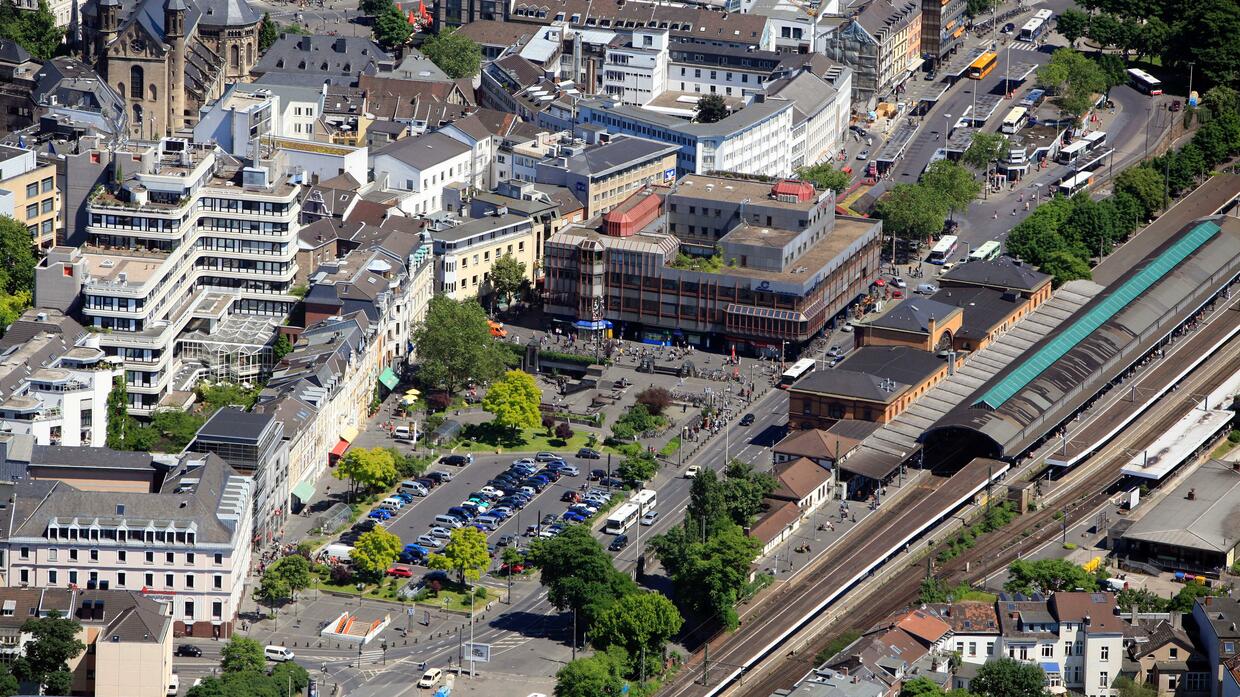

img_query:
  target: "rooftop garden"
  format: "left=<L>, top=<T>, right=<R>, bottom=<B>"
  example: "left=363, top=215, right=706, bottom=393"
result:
left=668, top=248, right=734, bottom=273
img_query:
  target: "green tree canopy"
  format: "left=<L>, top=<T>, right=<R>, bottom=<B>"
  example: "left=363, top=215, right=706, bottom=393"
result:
left=373, top=3, right=413, bottom=50
left=962, top=132, right=1009, bottom=171
left=695, top=94, right=730, bottom=123
left=796, top=163, right=852, bottom=194
left=1039, top=250, right=1094, bottom=287
left=427, top=526, right=491, bottom=584
left=412, top=296, right=506, bottom=394
left=528, top=525, right=637, bottom=626
left=1055, top=8, right=1089, bottom=47
left=220, top=637, right=266, bottom=674
left=335, top=447, right=399, bottom=495
left=901, top=677, right=946, bottom=697
left=553, top=646, right=629, bottom=697
left=874, top=183, right=949, bottom=243
left=591, top=591, right=683, bottom=678
left=721, top=459, right=777, bottom=527
left=272, top=333, right=293, bottom=361
left=351, top=527, right=403, bottom=578
left=488, top=254, right=527, bottom=305
left=1003, top=559, right=1103, bottom=595
left=1037, top=49, right=1107, bottom=123
left=267, top=554, right=312, bottom=593
left=617, top=451, right=659, bottom=488
left=971, top=658, right=1046, bottom=697
left=258, top=12, right=278, bottom=51
left=651, top=522, right=760, bottom=629
left=1115, top=166, right=1166, bottom=218
left=482, top=369, right=542, bottom=433
left=11, top=611, right=85, bottom=693
left=0, top=0, right=63, bottom=60
left=254, top=575, right=291, bottom=614
left=920, top=160, right=982, bottom=218
left=421, top=27, right=483, bottom=79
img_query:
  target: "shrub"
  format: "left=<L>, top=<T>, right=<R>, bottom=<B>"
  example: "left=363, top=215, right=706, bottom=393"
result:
left=474, top=586, right=488, bottom=599
left=542, top=414, right=557, bottom=431
left=329, top=565, right=353, bottom=585
left=555, top=422, right=574, bottom=440
left=427, top=392, right=453, bottom=411
left=1063, top=543, right=1078, bottom=550
left=635, top=386, right=673, bottom=415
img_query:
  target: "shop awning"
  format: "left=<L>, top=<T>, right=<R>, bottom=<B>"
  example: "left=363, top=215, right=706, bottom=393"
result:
left=291, top=481, right=316, bottom=502
left=1040, top=663, right=1061, bottom=674
left=340, top=425, right=358, bottom=442
left=574, top=319, right=612, bottom=330
left=379, top=367, right=400, bottom=390
left=330, top=439, right=350, bottom=457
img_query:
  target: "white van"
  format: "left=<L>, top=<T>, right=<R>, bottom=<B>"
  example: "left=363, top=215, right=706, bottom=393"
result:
left=167, top=674, right=179, bottom=696
left=378, top=497, right=405, bottom=512
left=399, top=480, right=428, bottom=497
left=323, top=543, right=353, bottom=561
left=264, top=645, right=295, bottom=662
left=393, top=425, right=414, bottom=441
left=433, top=514, right=464, bottom=528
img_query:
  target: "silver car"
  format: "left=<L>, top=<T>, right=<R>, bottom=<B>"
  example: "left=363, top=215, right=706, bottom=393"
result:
left=428, top=526, right=453, bottom=539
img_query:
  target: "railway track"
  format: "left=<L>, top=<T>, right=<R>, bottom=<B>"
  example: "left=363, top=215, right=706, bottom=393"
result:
left=731, top=334, right=1240, bottom=697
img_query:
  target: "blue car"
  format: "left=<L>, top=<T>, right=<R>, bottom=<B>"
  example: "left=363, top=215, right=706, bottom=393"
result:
left=488, top=508, right=512, bottom=520
left=403, top=543, right=430, bottom=556
left=562, top=510, right=587, bottom=523
left=393, top=492, right=415, bottom=503
left=398, top=550, right=424, bottom=564
left=368, top=509, right=392, bottom=521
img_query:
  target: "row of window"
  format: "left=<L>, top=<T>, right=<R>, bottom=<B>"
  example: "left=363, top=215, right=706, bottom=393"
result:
left=23, top=177, right=54, bottom=198
left=23, top=196, right=55, bottom=220
left=23, top=546, right=222, bottom=564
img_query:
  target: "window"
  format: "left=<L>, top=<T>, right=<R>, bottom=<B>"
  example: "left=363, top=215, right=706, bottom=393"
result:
left=41, top=198, right=52, bottom=214
left=69, top=549, right=77, bottom=561
left=1099, top=672, right=1108, bottom=688
left=41, top=219, right=51, bottom=235
left=144, top=572, right=153, bottom=587
left=184, top=600, right=194, bottom=619
left=129, top=66, right=143, bottom=99
left=165, top=573, right=174, bottom=588
left=48, top=570, right=57, bottom=584
left=1185, top=673, right=1208, bottom=691
left=213, top=553, right=223, bottom=566
left=1042, top=645, right=1054, bottom=657
left=1100, top=646, right=1109, bottom=661
left=25, top=182, right=37, bottom=197
left=166, top=552, right=174, bottom=564
left=968, top=642, right=977, bottom=657
left=18, top=569, right=27, bottom=585
left=40, top=177, right=52, bottom=193
left=19, top=547, right=28, bottom=560
left=1169, top=648, right=1178, bottom=659
left=1225, top=642, right=1235, bottom=654
left=145, top=551, right=154, bottom=564
left=185, top=574, right=194, bottom=589
left=213, top=575, right=222, bottom=590
left=25, top=203, right=37, bottom=218
left=69, top=570, right=77, bottom=585
left=90, top=549, right=98, bottom=562
left=117, top=572, right=126, bottom=587
left=212, top=601, right=222, bottom=619
left=117, top=550, right=126, bottom=563
left=187, top=553, right=195, bottom=565
left=49, top=549, right=58, bottom=562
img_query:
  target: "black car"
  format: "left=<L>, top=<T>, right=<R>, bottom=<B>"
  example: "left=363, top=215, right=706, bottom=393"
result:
left=353, top=518, right=377, bottom=532
left=1002, top=21, right=1016, bottom=33
left=441, top=454, right=473, bottom=467
left=740, top=413, right=756, bottom=426
left=175, top=644, right=203, bottom=657
left=577, top=447, right=602, bottom=459
left=601, top=477, right=625, bottom=488
left=589, top=468, right=607, bottom=480
left=608, top=534, right=629, bottom=552
left=425, top=471, right=451, bottom=484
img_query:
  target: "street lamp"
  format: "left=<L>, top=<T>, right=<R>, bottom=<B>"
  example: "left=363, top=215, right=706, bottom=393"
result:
left=942, top=113, right=952, bottom=148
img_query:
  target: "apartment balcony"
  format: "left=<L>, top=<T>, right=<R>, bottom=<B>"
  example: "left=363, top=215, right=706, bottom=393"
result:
left=87, top=188, right=192, bottom=217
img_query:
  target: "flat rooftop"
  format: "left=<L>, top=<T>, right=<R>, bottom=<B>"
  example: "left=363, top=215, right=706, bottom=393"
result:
left=675, top=175, right=827, bottom=212
left=721, top=223, right=800, bottom=248
left=706, top=217, right=878, bottom=284
left=1121, top=459, right=1240, bottom=553
left=80, top=251, right=166, bottom=286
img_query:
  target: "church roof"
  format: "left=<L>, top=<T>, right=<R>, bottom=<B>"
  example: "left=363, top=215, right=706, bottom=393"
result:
left=199, top=0, right=259, bottom=27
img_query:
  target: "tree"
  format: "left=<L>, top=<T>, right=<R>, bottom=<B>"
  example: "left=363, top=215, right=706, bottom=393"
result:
left=1037, top=49, right=1107, bottom=123
left=682, top=467, right=730, bottom=541
left=372, top=3, right=413, bottom=50
left=659, top=522, right=761, bottom=629
left=1134, top=17, right=1170, bottom=61
left=335, top=447, right=398, bottom=497
left=1004, top=559, right=1102, bottom=595
left=105, top=375, right=131, bottom=450
left=427, top=526, right=491, bottom=584
left=272, top=333, right=293, bottom=362
left=482, top=369, right=542, bottom=433
left=553, top=646, right=628, bottom=697
left=971, top=658, right=1047, bottom=697
left=10, top=611, right=85, bottom=693
left=901, top=677, right=946, bottom=697
left=874, top=183, right=949, bottom=243
left=964, top=0, right=994, bottom=17
left=1165, top=0, right=1240, bottom=89
left=1039, top=250, right=1094, bottom=287
left=962, top=132, right=1008, bottom=171
left=1203, top=85, right=1240, bottom=118
left=220, top=637, right=266, bottom=674
left=351, top=527, right=403, bottom=578
left=0, top=0, right=63, bottom=60
left=920, top=160, right=981, bottom=219
left=411, top=296, right=506, bottom=394
left=617, top=451, right=659, bottom=488
left=696, top=94, right=730, bottom=123
left=254, top=575, right=290, bottom=618
left=1092, top=52, right=1128, bottom=90
left=554, top=421, right=574, bottom=440
left=1110, top=191, right=1145, bottom=237
left=258, top=12, right=279, bottom=51
left=796, top=163, right=852, bottom=194
left=1116, top=587, right=1170, bottom=613
left=1056, top=8, right=1089, bottom=47
left=359, top=0, right=392, bottom=14
left=1115, top=166, right=1166, bottom=217
left=1087, top=13, right=1123, bottom=50
left=1063, top=196, right=1116, bottom=258
left=591, top=592, right=683, bottom=677
left=488, top=254, right=527, bottom=306
left=634, top=386, right=673, bottom=415
left=420, top=27, right=482, bottom=79
left=0, top=216, right=35, bottom=298
left=269, top=663, right=311, bottom=695
left=529, top=525, right=636, bottom=626
left=720, top=459, right=776, bottom=527
left=267, top=554, right=312, bottom=594
left=0, top=666, right=16, bottom=697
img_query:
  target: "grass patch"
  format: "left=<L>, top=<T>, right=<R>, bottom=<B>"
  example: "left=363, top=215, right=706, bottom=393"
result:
left=957, top=590, right=997, bottom=602
left=815, top=629, right=862, bottom=665
left=659, top=436, right=682, bottom=457
left=413, top=587, right=487, bottom=613
left=456, top=423, right=594, bottom=453
left=1212, top=432, right=1238, bottom=458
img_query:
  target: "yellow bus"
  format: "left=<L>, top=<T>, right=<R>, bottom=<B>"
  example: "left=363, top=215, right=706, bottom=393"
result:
left=968, top=51, right=997, bottom=80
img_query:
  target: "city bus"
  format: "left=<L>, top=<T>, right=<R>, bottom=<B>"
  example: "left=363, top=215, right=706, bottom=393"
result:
left=629, top=489, right=657, bottom=515
left=1020, top=89, right=1046, bottom=109
left=968, top=240, right=1002, bottom=263
left=967, top=51, right=998, bottom=80
left=1083, top=131, right=1108, bottom=152
left=1058, top=171, right=1095, bottom=197
left=928, top=235, right=959, bottom=264
left=1056, top=140, right=1089, bottom=164
left=603, top=503, right=641, bottom=535
left=1018, top=16, right=1047, bottom=41
left=1000, top=106, right=1029, bottom=134
left=1127, top=68, right=1163, bottom=96
left=779, top=358, right=816, bottom=388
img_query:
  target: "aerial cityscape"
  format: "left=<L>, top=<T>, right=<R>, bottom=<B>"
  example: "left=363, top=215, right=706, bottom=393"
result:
left=0, top=0, right=1233, bottom=694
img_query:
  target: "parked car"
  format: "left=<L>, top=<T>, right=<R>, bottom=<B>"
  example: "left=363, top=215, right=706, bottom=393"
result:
left=428, top=526, right=452, bottom=539
left=577, top=447, right=602, bottom=459
left=562, top=510, right=587, bottom=523
left=416, top=535, right=443, bottom=549
left=589, top=468, right=607, bottom=480
left=425, top=471, right=453, bottom=483
left=561, top=491, right=582, bottom=503
left=368, top=509, right=392, bottom=521
left=608, top=535, right=629, bottom=552
left=893, top=277, right=907, bottom=288
left=641, top=511, right=659, bottom=526
left=440, top=454, right=473, bottom=467
left=497, top=534, right=517, bottom=547
left=534, top=452, right=560, bottom=462
left=1002, top=21, right=1015, bottom=33
left=601, top=477, right=624, bottom=488
left=856, top=149, right=870, bottom=160
left=1169, top=100, right=1182, bottom=112
left=740, top=414, right=756, bottom=426
left=685, top=465, right=701, bottom=478
left=387, top=565, right=414, bottom=578
left=916, top=283, right=938, bottom=295
left=175, top=644, right=202, bottom=657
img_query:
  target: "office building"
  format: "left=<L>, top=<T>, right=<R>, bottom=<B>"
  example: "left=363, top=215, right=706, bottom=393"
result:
left=0, top=144, right=61, bottom=248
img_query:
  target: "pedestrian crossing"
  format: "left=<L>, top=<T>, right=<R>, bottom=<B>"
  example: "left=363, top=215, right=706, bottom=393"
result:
left=1006, top=41, right=1043, bottom=52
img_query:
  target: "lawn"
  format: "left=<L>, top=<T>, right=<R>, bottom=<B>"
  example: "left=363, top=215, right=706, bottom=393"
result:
left=457, top=423, right=595, bottom=453
left=957, top=590, right=997, bottom=602
left=659, top=436, right=682, bottom=456
left=1211, top=432, right=1238, bottom=458
left=311, top=575, right=408, bottom=602
left=413, top=587, right=487, bottom=613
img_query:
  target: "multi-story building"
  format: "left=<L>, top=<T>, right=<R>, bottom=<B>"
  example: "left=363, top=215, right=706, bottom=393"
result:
left=372, top=132, right=473, bottom=216
left=187, top=408, right=288, bottom=547
left=1193, top=596, right=1240, bottom=697
left=0, top=144, right=61, bottom=248
left=0, top=344, right=121, bottom=447
left=34, top=138, right=301, bottom=414
left=544, top=175, right=882, bottom=352
left=0, top=587, right=174, bottom=697
left=535, top=135, right=678, bottom=217
left=601, top=29, right=670, bottom=107
left=1, top=449, right=253, bottom=638
left=920, top=0, right=967, bottom=72
left=430, top=212, right=538, bottom=300
left=766, top=62, right=853, bottom=170
left=786, top=345, right=949, bottom=429
left=820, top=0, right=922, bottom=108
left=194, top=82, right=327, bottom=152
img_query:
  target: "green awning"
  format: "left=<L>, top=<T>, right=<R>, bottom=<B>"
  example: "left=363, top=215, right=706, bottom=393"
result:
left=291, top=481, right=315, bottom=501
left=378, top=367, right=400, bottom=390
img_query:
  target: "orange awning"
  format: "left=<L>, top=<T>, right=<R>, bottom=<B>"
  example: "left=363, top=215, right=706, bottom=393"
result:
left=330, top=439, right=350, bottom=458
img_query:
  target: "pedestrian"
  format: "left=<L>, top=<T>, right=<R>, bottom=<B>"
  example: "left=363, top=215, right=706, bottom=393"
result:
left=993, top=210, right=999, bottom=219
left=1011, top=208, right=1017, bottom=216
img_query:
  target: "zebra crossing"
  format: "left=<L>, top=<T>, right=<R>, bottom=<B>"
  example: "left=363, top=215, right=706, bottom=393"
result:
left=1006, top=41, right=1044, bottom=52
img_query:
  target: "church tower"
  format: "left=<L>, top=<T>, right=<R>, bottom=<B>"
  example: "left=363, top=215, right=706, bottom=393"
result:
left=165, top=0, right=187, bottom=132
left=97, top=0, right=120, bottom=77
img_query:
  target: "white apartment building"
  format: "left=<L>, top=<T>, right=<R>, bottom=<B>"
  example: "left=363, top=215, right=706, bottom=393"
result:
left=950, top=593, right=1126, bottom=697
left=440, top=115, right=500, bottom=192
left=768, top=65, right=854, bottom=170
left=0, top=346, right=121, bottom=447
left=372, top=132, right=472, bottom=216
left=35, top=139, right=302, bottom=414
left=194, top=83, right=326, bottom=155
left=601, top=29, right=670, bottom=107
left=3, top=450, right=254, bottom=638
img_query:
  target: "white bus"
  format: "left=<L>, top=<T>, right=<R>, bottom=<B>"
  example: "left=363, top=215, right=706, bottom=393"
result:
left=1083, top=131, right=1107, bottom=152
left=1000, top=106, right=1028, bottom=134
left=1058, top=171, right=1095, bottom=197
left=779, top=358, right=816, bottom=388
left=1018, top=16, right=1047, bottom=41
left=968, top=240, right=1002, bottom=263
left=1056, top=140, right=1089, bottom=164
left=629, top=489, right=657, bottom=515
left=1127, top=68, right=1163, bottom=95
left=603, top=503, right=641, bottom=535
left=928, top=235, right=959, bottom=264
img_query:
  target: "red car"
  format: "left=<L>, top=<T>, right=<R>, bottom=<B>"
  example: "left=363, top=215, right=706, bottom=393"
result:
left=386, top=565, right=414, bottom=578
left=500, top=563, right=525, bottom=575
left=561, top=491, right=581, bottom=503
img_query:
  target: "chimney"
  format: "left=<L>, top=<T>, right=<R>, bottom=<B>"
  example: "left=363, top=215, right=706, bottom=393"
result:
left=1205, top=596, right=1212, bottom=605
left=1084, top=615, right=1091, bottom=627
